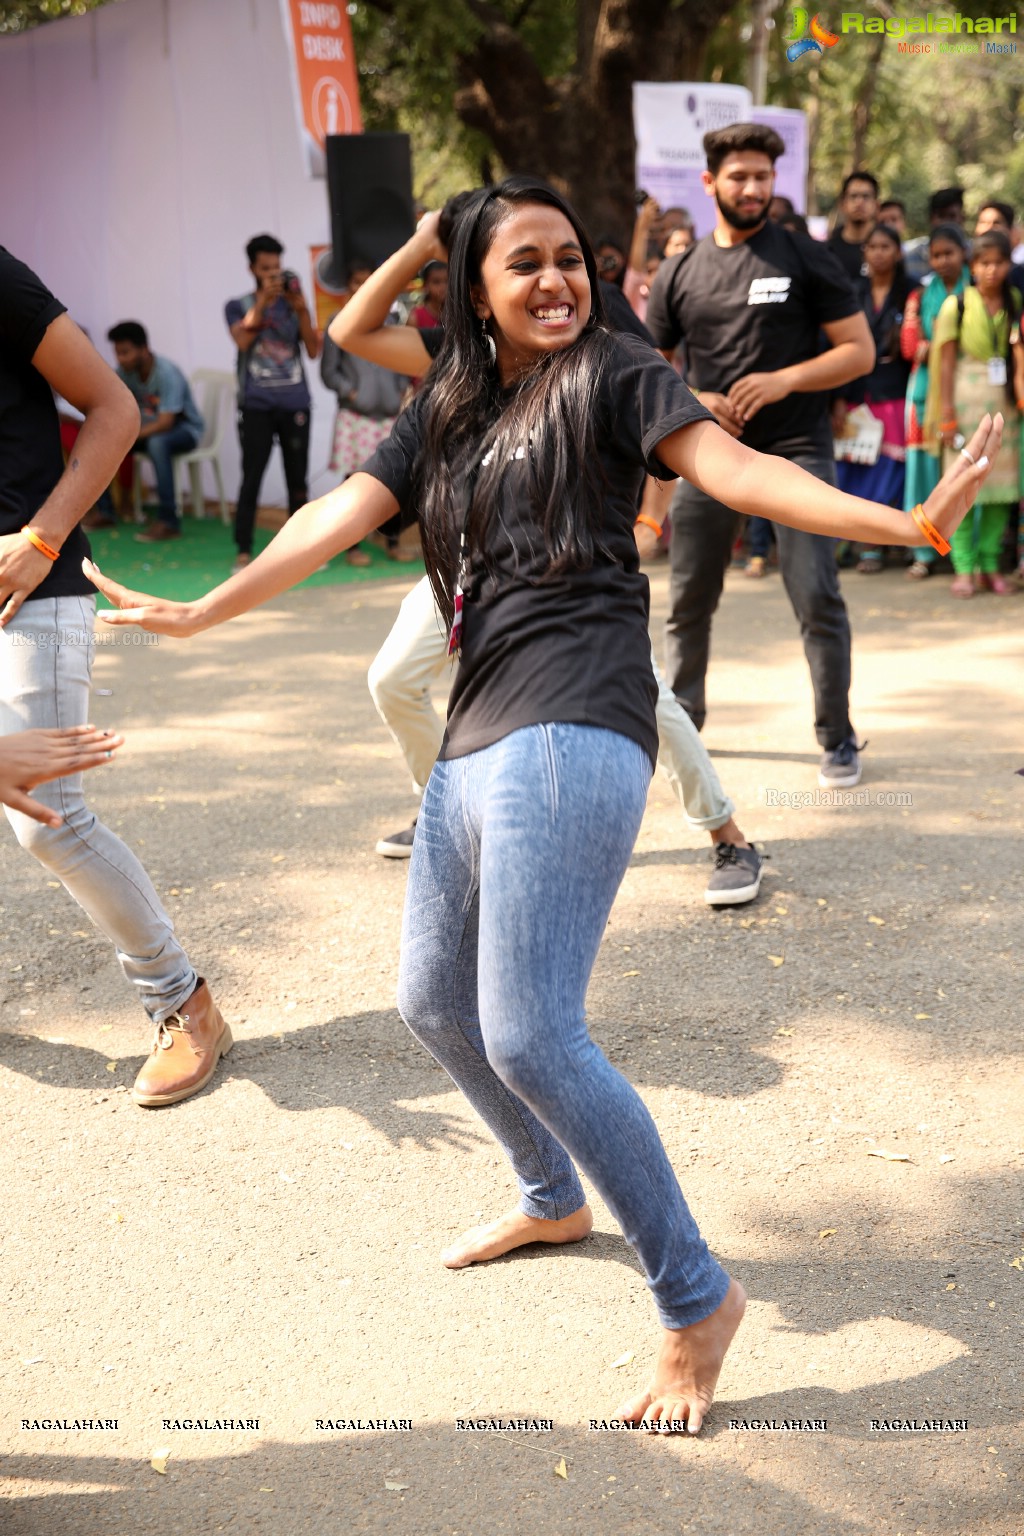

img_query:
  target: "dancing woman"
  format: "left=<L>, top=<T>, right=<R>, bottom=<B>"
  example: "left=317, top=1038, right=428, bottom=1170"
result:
left=86, top=178, right=1000, bottom=1431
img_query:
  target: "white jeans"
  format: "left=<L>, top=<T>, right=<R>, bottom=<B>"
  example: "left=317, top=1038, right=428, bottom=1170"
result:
left=367, top=575, right=735, bottom=832
left=0, top=596, right=197, bottom=1021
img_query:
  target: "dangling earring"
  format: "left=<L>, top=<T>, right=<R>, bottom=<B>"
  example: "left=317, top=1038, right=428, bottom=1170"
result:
left=480, top=317, right=497, bottom=365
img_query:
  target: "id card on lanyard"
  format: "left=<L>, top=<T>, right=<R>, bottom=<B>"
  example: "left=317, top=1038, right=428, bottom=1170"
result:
left=447, top=455, right=485, bottom=658
left=985, top=305, right=1008, bottom=387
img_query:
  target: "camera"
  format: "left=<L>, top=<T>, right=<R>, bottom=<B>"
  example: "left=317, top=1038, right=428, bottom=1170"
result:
left=279, top=269, right=299, bottom=294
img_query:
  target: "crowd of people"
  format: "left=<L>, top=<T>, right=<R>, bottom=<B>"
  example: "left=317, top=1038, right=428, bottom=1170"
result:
left=0, top=122, right=1007, bottom=1435
left=609, top=168, right=1024, bottom=595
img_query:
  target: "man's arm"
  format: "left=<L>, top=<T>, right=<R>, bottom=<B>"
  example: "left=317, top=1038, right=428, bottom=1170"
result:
left=728, top=313, right=875, bottom=424
left=0, top=315, right=139, bottom=625
left=293, top=291, right=320, bottom=361
left=136, top=409, right=177, bottom=441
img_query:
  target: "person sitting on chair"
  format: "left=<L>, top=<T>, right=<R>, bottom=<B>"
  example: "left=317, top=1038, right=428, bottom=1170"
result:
left=107, top=321, right=204, bottom=543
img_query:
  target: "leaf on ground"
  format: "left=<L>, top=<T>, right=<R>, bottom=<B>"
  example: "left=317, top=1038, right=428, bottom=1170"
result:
left=609, top=1351, right=635, bottom=1369
left=939, top=1154, right=955, bottom=1164
left=817, top=898, right=828, bottom=907
left=259, top=1487, right=274, bottom=1492
left=914, top=1013, right=932, bottom=1020
left=866, top=1150, right=913, bottom=1162
left=271, top=854, right=286, bottom=863
left=1009, top=1256, right=1023, bottom=1271
left=554, top=1457, right=568, bottom=1480
left=946, top=1282, right=957, bottom=1291
left=105, top=1061, right=117, bottom=1072
left=620, top=970, right=640, bottom=978
left=818, top=1228, right=837, bottom=1240
left=775, top=1026, right=795, bottom=1037
left=384, top=1480, right=410, bottom=1491
left=774, top=906, right=789, bottom=915
left=150, top=1448, right=170, bottom=1474
left=768, top=955, right=784, bottom=967
left=867, top=915, right=886, bottom=926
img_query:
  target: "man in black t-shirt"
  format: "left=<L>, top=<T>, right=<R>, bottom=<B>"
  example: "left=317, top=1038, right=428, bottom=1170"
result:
left=828, top=170, right=880, bottom=284
left=0, top=247, right=232, bottom=1107
left=646, top=124, right=875, bottom=787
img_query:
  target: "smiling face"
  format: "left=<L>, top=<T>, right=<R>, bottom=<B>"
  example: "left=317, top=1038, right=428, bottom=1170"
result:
left=470, top=202, right=592, bottom=383
left=705, top=151, right=774, bottom=233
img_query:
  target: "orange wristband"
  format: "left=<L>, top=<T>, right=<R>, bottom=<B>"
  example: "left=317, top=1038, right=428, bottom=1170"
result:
left=634, top=512, right=662, bottom=537
left=911, top=504, right=951, bottom=557
left=21, top=527, right=60, bottom=562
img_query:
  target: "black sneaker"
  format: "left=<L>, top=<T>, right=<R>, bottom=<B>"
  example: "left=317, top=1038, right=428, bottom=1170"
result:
left=818, top=737, right=864, bottom=789
left=705, top=843, right=765, bottom=907
left=375, top=818, right=417, bottom=859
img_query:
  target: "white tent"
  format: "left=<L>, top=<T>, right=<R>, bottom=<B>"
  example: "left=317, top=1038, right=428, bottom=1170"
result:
left=0, top=0, right=341, bottom=505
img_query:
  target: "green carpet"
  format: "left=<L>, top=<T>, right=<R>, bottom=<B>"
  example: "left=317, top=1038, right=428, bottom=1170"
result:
left=84, top=517, right=422, bottom=607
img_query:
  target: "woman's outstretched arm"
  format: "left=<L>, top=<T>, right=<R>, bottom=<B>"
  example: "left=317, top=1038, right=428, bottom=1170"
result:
left=655, top=413, right=1002, bottom=548
left=86, top=473, right=400, bottom=637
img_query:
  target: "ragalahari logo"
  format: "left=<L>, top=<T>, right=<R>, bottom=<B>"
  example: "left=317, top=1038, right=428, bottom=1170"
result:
left=786, top=10, right=840, bottom=61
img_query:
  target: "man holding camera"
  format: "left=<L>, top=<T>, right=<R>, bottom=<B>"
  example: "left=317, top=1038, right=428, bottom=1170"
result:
left=225, top=234, right=319, bottom=572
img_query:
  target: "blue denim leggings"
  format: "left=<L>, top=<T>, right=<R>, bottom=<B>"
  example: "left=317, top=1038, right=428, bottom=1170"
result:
left=397, top=723, right=730, bottom=1329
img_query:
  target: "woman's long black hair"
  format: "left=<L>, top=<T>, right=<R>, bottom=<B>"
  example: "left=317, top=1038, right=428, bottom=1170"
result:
left=413, top=176, right=614, bottom=627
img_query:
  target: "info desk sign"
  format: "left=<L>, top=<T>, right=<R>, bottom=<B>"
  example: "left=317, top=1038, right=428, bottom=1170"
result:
left=280, top=0, right=363, bottom=177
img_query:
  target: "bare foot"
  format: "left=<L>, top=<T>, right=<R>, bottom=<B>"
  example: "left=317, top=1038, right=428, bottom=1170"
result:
left=617, top=1277, right=747, bottom=1435
left=441, top=1204, right=593, bottom=1269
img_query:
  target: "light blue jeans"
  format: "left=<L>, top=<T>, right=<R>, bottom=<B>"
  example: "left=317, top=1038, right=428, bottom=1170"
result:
left=397, top=722, right=730, bottom=1329
left=0, top=596, right=197, bottom=1021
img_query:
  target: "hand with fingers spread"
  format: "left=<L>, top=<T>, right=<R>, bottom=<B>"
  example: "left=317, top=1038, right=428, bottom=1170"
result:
left=921, top=411, right=1003, bottom=544
left=83, top=559, right=202, bottom=638
left=0, top=724, right=124, bottom=826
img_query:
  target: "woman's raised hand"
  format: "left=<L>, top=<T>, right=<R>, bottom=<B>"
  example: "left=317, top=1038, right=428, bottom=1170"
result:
left=921, top=413, right=1003, bottom=543
left=83, top=559, right=203, bottom=638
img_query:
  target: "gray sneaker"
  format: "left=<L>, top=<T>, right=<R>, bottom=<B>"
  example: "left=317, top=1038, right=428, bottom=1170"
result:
left=705, top=843, right=765, bottom=907
left=818, top=737, right=864, bottom=789
left=375, top=818, right=417, bottom=859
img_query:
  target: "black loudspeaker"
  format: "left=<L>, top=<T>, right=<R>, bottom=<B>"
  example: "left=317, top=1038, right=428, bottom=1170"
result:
left=325, top=133, right=415, bottom=284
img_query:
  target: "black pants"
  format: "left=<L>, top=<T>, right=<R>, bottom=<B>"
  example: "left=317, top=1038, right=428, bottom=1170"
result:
left=234, top=405, right=310, bottom=554
left=666, top=449, right=853, bottom=751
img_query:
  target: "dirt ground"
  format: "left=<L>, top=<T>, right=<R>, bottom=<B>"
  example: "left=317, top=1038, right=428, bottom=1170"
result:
left=1, top=558, right=1022, bottom=1536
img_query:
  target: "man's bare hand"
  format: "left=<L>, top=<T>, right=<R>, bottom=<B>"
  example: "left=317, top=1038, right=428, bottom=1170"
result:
left=695, top=391, right=743, bottom=439
left=0, top=534, right=55, bottom=626
left=728, top=372, right=790, bottom=423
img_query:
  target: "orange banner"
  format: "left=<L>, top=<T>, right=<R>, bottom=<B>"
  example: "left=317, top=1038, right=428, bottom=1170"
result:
left=281, top=0, right=362, bottom=177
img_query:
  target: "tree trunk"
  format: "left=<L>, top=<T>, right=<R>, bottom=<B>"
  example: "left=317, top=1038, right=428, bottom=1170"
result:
left=453, top=0, right=744, bottom=240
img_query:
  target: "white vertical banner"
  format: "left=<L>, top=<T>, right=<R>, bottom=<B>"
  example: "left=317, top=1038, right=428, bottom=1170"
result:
left=632, top=83, right=752, bottom=240
left=751, top=105, right=808, bottom=215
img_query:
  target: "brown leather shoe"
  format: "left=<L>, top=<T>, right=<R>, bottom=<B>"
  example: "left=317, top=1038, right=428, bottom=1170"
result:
left=132, top=979, right=232, bottom=1107
left=134, top=522, right=181, bottom=543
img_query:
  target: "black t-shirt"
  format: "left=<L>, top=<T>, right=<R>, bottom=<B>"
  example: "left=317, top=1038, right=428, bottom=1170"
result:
left=0, top=247, right=92, bottom=601
left=361, top=332, right=713, bottom=767
left=827, top=232, right=867, bottom=284
left=646, top=222, right=858, bottom=457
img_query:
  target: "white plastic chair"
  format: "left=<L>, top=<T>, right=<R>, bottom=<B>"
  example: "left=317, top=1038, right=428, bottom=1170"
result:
left=176, top=369, right=236, bottom=524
